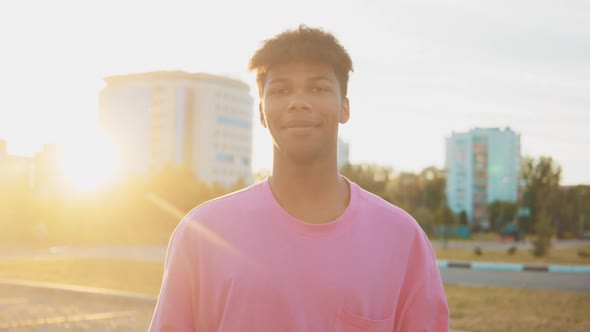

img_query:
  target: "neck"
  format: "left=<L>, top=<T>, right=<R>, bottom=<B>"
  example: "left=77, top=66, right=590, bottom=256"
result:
left=268, top=149, right=350, bottom=224
left=271, top=149, right=341, bottom=195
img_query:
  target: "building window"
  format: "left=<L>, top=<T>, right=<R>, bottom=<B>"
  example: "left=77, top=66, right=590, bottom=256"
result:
left=216, top=154, right=233, bottom=163
left=217, top=116, right=251, bottom=129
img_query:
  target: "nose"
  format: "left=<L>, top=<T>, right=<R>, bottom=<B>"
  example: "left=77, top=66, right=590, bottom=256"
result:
left=287, top=91, right=311, bottom=112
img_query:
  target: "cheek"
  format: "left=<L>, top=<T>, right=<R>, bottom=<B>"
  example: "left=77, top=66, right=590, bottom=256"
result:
left=261, top=109, right=280, bottom=130
left=317, top=100, right=343, bottom=119
left=262, top=100, right=283, bottom=119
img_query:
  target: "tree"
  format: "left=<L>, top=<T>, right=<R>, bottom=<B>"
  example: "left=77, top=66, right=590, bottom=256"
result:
left=488, top=201, right=518, bottom=232
left=520, top=156, right=562, bottom=235
left=385, top=172, right=422, bottom=213
left=532, top=209, right=553, bottom=257
left=458, top=210, right=468, bottom=226
left=229, top=177, right=248, bottom=192
left=341, top=163, right=449, bottom=233
left=562, top=185, right=590, bottom=237
left=435, top=205, right=457, bottom=248
left=419, top=166, right=446, bottom=212
left=0, top=178, right=34, bottom=244
left=340, top=163, right=392, bottom=200
left=413, top=206, right=436, bottom=236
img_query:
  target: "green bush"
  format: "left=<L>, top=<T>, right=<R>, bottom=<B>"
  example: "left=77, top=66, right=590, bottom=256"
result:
left=532, top=210, right=553, bottom=257
left=507, top=246, right=517, bottom=255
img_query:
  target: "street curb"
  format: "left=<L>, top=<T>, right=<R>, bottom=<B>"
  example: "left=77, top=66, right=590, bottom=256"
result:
left=436, top=260, right=590, bottom=273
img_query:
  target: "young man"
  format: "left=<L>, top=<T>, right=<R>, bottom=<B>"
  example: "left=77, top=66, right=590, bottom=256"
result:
left=150, top=25, right=449, bottom=331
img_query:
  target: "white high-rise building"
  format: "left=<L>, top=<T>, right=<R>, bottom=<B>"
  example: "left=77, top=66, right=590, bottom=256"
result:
left=445, top=127, right=521, bottom=226
left=337, top=138, right=349, bottom=170
left=99, top=71, right=254, bottom=187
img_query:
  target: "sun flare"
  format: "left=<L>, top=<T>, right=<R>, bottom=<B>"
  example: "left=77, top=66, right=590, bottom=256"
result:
left=60, top=133, right=120, bottom=192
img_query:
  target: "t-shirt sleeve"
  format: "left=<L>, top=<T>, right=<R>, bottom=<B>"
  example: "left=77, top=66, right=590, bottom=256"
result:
left=394, top=229, right=449, bottom=332
left=149, top=220, right=197, bottom=331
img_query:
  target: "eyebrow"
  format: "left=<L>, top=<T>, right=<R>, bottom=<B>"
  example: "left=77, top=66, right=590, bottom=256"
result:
left=308, top=75, right=336, bottom=84
left=268, top=75, right=335, bottom=85
left=267, top=78, right=289, bottom=85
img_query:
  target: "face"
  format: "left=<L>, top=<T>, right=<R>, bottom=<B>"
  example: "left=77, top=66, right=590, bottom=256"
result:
left=259, top=61, right=350, bottom=163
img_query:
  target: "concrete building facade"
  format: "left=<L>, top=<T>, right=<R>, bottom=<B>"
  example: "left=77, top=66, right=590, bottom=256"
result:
left=445, top=127, right=521, bottom=226
left=337, top=138, right=350, bottom=170
left=99, top=71, right=254, bottom=187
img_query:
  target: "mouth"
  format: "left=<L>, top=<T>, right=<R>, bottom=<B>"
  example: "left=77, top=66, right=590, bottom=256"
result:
left=283, top=120, right=319, bottom=129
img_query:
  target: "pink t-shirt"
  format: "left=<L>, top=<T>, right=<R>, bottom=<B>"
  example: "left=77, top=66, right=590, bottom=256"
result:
left=150, top=178, right=449, bottom=331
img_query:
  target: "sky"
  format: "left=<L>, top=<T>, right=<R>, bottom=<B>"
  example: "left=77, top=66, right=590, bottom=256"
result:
left=0, top=0, right=588, bottom=185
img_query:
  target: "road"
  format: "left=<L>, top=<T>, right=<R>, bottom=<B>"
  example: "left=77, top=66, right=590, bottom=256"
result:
left=0, top=281, right=474, bottom=332
left=0, top=245, right=168, bottom=261
left=0, top=282, right=155, bottom=331
left=441, top=268, right=590, bottom=292
left=2, top=240, right=590, bottom=293
left=2, top=239, right=588, bottom=261
left=430, top=239, right=590, bottom=251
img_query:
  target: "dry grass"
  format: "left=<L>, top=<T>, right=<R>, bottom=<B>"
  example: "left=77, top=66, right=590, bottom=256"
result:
left=1, top=258, right=589, bottom=331
left=446, top=284, right=590, bottom=332
left=435, top=246, right=590, bottom=266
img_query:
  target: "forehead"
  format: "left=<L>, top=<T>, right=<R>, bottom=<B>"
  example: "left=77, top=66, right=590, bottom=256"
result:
left=264, top=61, right=337, bottom=84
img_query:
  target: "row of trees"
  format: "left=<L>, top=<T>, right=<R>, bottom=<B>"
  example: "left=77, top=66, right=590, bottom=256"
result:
left=340, top=164, right=456, bottom=236
left=341, top=156, right=589, bottom=245
left=0, top=165, right=245, bottom=247
left=485, top=157, right=589, bottom=242
left=520, top=156, right=589, bottom=255
left=1, top=155, right=588, bottom=251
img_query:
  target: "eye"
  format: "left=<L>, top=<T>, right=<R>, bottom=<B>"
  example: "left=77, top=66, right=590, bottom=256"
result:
left=271, top=88, right=289, bottom=95
left=312, top=86, right=328, bottom=93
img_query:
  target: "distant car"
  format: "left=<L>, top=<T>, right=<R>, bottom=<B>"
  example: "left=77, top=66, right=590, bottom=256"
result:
left=501, top=223, right=522, bottom=242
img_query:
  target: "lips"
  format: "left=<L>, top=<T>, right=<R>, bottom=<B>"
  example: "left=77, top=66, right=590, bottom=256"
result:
left=283, top=120, right=319, bottom=129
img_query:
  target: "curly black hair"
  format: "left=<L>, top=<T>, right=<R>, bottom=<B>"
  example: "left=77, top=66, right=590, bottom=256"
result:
left=248, top=25, right=354, bottom=98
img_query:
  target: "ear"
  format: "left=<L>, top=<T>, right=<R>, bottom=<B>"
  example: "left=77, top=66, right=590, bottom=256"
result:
left=339, top=97, right=350, bottom=124
left=259, top=102, right=267, bottom=128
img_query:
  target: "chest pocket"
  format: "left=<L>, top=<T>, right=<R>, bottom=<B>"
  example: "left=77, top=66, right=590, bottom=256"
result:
left=334, top=308, right=395, bottom=331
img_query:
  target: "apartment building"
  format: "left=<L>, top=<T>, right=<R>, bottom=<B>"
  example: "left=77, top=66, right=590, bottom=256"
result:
left=99, top=71, right=254, bottom=187
left=445, top=127, right=521, bottom=226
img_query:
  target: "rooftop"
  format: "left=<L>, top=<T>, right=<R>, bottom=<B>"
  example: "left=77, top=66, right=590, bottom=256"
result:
left=103, top=71, right=250, bottom=91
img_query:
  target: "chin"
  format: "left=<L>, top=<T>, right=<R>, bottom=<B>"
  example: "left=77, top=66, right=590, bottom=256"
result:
left=281, top=146, right=325, bottom=164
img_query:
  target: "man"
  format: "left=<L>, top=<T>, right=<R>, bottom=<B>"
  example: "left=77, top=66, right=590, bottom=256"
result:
left=150, top=25, right=449, bottom=331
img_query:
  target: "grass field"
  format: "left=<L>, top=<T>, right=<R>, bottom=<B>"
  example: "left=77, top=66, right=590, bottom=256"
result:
left=0, top=258, right=589, bottom=331
left=435, top=246, right=590, bottom=266
left=445, top=284, right=590, bottom=332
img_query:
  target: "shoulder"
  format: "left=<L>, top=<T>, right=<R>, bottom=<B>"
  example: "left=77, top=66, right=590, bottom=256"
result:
left=350, top=181, right=437, bottom=260
left=351, top=180, right=426, bottom=239
left=175, top=180, right=266, bottom=233
left=189, top=180, right=265, bottom=220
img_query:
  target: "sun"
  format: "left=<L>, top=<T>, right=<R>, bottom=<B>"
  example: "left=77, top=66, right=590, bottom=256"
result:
left=60, top=132, right=120, bottom=192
